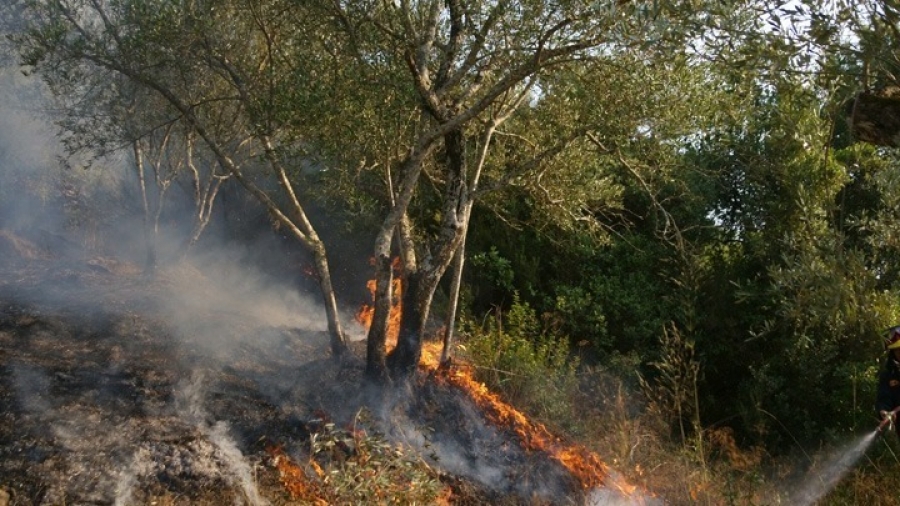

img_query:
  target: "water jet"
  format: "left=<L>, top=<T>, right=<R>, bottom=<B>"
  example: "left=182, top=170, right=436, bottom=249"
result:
left=789, top=430, right=880, bottom=505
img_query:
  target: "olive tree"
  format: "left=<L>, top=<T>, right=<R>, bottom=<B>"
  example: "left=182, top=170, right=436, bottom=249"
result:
left=15, top=0, right=351, bottom=355
left=318, top=0, right=728, bottom=380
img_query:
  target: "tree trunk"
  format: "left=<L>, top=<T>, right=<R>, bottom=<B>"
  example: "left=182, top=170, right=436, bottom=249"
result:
left=388, top=129, right=469, bottom=377
left=365, top=253, right=392, bottom=382
left=387, top=269, right=429, bottom=376
left=387, top=236, right=465, bottom=377
left=439, top=117, right=502, bottom=363
left=133, top=141, right=157, bottom=278
left=441, top=232, right=466, bottom=364
left=365, top=140, right=438, bottom=378
left=310, top=240, right=349, bottom=358
left=259, top=134, right=349, bottom=359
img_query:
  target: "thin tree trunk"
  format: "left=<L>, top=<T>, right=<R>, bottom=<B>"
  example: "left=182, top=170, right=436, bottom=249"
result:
left=133, top=141, right=157, bottom=278
left=184, top=174, right=224, bottom=251
left=441, top=233, right=466, bottom=364
left=437, top=109, right=517, bottom=363
left=133, top=55, right=349, bottom=359
left=180, top=134, right=226, bottom=256
left=260, top=134, right=349, bottom=358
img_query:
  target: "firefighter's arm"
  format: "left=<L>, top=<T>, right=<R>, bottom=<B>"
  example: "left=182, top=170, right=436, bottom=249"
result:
left=876, top=370, right=895, bottom=415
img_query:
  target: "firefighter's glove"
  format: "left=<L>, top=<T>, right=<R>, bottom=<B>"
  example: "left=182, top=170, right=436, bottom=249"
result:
left=882, top=410, right=896, bottom=422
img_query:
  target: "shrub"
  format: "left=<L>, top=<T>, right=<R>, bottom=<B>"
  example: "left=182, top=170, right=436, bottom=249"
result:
left=458, top=295, right=580, bottom=431
left=276, top=409, right=445, bottom=505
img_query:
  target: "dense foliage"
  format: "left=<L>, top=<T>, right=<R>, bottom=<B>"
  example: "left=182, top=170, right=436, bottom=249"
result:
left=7, top=0, right=900, bottom=502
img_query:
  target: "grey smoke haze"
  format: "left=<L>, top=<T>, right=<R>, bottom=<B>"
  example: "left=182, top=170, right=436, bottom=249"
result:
left=1, top=8, right=107, bottom=243
left=160, top=249, right=326, bottom=357
left=0, top=33, right=347, bottom=506
left=0, top=58, right=140, bottom=259
left=0, top=31, right=350, bottom=332
left=0, top=66, right=66, bottom=232
left=10, top=362, right=132, bottom=503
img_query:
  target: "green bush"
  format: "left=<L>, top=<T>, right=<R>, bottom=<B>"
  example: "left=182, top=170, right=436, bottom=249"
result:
left=308, top=410, right=444, bottom=504
left=459, top=295, right=580, bottom=431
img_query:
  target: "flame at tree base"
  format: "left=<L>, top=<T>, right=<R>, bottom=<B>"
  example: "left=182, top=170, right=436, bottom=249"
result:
left=355, top=265, right=653, bottom=503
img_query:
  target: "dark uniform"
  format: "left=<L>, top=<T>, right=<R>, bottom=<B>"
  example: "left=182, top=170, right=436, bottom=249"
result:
left=877, top=326, right=900, bottom=433
left=877, top=359, right=900, bottom=413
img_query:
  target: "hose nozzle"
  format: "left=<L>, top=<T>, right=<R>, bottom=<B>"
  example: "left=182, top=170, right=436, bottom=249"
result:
left=879, top=409, right=899, bottom=433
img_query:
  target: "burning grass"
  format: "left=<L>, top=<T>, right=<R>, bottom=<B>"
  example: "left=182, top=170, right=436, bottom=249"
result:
left=354, top=265, right=647, bottom=503
left=1, top=249, right=614, bottom=505
left=265, top=411, right=447, bottom=505
left=266, top=444, right=327, bottom=504
left=420, top=342, right=645, bottom=501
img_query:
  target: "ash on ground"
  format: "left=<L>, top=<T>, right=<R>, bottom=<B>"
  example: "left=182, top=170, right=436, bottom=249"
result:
left=0, top=233, right=612, bottom=505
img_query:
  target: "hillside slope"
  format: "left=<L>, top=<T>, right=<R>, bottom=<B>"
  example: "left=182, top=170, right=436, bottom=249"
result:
left=0, top=230, right=649, bottom=505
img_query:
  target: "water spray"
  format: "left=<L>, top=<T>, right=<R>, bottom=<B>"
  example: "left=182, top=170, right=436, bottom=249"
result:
left=790, top=405, right=900, bottom=505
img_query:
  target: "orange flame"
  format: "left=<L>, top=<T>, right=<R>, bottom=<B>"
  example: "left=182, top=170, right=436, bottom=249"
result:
left=420, top=342, right=642, bottom=499
left=355, top=257, right=403, bottom=348
left=355, top=270, right=646, bottom=502
left=265, top=445, right=329, bottom=505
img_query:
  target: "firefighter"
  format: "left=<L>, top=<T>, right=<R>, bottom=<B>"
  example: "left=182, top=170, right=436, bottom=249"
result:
left=876, top=326, right=900, bottom=432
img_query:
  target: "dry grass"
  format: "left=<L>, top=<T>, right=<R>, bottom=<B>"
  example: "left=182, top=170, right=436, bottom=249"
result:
left=456, top=326, right=795, bottom=505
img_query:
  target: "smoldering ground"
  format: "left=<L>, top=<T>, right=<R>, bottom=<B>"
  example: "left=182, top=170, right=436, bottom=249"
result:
left=0, top=77, right=667, bottom=501
left=0, top=242, right=605, bottom=504
left=0, top=239, right=375, bottom=502
left=0, top=41, right=356, bottom=504
left=0, top=25, right=652, bottom=506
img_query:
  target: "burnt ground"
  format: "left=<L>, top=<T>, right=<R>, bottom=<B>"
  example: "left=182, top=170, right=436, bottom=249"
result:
left=0, top=234, right=627, bottom=505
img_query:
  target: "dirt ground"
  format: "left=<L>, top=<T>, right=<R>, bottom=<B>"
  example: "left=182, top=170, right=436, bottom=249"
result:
left=0, top=232, right=611, bottom=505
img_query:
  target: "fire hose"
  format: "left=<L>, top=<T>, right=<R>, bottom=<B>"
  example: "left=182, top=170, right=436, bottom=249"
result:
left=877, top=406, right=900, bottom=434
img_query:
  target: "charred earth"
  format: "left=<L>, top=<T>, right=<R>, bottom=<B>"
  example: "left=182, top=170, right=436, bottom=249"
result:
left=0, top=229, right=643, bottom=505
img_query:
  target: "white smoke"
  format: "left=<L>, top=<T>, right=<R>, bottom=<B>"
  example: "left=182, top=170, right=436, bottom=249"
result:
left=175, top=374, right=268, bottom=506
left=586, top=470, right=667, bottom=506
left=11, top=363, right=129, bottom=504
left=208, top=421, right=267, bottom=506
left=113, top=457, right=137, bottom=506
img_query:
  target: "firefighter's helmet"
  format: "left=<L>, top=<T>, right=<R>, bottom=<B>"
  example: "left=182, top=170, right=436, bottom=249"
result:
left=886, top=326, right=900, bottom=350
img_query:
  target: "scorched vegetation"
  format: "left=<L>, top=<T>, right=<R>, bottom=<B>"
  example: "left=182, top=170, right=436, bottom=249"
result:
left=5, top=0, right=900, bottom=504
